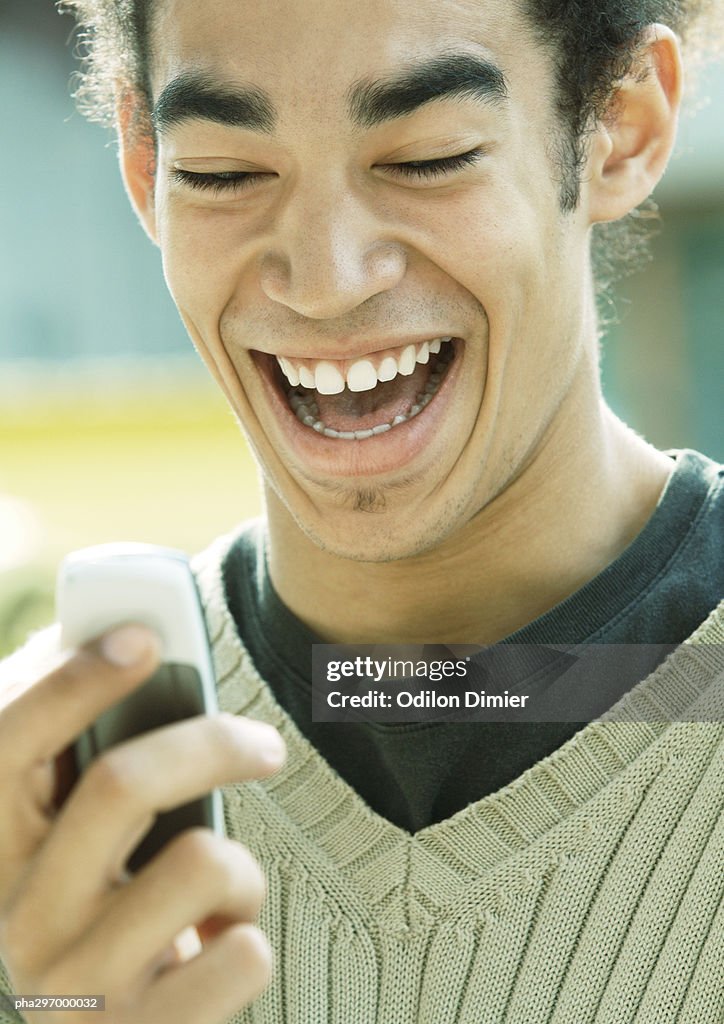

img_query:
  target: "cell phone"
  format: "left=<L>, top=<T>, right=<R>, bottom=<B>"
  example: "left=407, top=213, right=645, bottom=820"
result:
left=57, top=542, right=225, bottom=874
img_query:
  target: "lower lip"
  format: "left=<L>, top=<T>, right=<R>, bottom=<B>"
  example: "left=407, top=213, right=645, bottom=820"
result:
left=252, top=340, right=464, bottom=477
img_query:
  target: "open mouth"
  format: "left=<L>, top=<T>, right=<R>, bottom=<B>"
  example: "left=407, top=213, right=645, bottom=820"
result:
left=262, top=337, right=459, bottom=440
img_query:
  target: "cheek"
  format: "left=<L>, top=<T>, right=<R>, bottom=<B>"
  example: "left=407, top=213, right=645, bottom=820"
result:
left=153, top=207, right=250, bottom=399
left=403, top=183, right=557, bottom=317
left=156, top=198, right=242, bottom=325
left=420, top=187, right=584, bottom=424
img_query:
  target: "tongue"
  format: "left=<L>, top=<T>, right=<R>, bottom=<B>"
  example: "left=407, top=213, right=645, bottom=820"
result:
left=313, top=362, right=430, bottom=431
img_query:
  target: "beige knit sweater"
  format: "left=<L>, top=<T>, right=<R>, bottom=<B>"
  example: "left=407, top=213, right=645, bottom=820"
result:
left=1, top=531, right=722, bottom=1023
left=192, top=533, right=724, bottom=1024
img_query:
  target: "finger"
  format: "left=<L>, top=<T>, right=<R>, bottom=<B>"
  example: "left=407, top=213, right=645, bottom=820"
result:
left=143, top=924, right=272, bottom=1024
left=0, top=624, right=62, bottom=709
left=57, top=828, right=265, bottom=983
left=8, top=713, right=285, bottom=959
left=0, top=624, right=162, bottom=768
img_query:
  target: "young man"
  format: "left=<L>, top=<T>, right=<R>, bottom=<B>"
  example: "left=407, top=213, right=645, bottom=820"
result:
left=1, top=1, right=722, bottom=1022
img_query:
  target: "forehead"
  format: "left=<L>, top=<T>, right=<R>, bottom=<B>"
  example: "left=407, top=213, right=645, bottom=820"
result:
left=148, top=0, right=547, bottom=115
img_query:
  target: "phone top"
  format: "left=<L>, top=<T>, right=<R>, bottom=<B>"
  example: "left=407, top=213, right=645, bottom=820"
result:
left=62, top=542, right=189, bottom=566
left=57, top=542, right=215, bottom=671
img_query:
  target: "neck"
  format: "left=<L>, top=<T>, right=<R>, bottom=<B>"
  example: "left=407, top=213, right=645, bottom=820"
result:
left=263, top=368, right=673, bottom=646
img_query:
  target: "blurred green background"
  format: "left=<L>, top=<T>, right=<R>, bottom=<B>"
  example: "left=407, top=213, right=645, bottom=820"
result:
left=1, top=0, right=722, bottom=656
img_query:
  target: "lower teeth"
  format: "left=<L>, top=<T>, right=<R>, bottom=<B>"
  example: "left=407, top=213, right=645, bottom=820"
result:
left=287, top=340, right=454, bottom=439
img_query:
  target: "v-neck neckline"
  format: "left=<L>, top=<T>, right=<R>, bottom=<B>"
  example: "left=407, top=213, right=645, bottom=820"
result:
left=194, top=530, right=724, bottom=893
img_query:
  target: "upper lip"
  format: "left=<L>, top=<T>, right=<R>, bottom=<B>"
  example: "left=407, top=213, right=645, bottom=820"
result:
left=252, top=334, right=458, bottom=362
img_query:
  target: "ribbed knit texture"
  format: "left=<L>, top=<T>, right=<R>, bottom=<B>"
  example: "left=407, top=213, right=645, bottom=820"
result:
left=195, top=531, right=724, bottom=1024
left=0, top=529, right=722, bottom=1024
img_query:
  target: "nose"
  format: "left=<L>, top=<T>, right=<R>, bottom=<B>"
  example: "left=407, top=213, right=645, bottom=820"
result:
left=258, top=185, right=407, bottom=320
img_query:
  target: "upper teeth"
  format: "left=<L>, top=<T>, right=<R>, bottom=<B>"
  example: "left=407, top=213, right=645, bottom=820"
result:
left=276, top=338, right=451, bottom=394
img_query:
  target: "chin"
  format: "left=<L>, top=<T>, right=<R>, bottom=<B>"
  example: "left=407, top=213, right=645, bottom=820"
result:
left=289, top=492, right=469, bottom=565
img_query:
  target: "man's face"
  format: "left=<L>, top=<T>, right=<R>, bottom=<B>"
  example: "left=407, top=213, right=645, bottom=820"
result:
left=143, top=0, right=596, bottom=561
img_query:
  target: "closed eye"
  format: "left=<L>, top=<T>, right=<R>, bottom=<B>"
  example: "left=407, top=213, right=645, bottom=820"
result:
left=170, top=146, right=485, bottom=195
left=380, top=147, right=485, bottom=180
left=170, top=168, right=270, bottom=195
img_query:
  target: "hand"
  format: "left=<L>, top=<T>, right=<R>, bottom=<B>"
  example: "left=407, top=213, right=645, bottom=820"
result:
left=0, top=624, right=286, bottom=1024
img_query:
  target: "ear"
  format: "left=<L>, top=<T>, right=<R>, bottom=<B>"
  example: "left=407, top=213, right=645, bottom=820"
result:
left=586, top=24, right=683, bottom=224
left=115, top=87, right=159, bottom=245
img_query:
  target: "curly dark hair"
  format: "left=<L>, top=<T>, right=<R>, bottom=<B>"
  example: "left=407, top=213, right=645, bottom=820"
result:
left=57, top=0, right=723, bottom=292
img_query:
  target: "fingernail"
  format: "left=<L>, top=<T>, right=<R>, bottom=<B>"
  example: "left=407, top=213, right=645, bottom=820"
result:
left=258, top=724, right=287, bottom=768
left=100, top=625, right=160, bottom=666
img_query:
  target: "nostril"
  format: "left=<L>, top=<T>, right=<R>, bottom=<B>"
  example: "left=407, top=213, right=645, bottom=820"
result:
left=258, top=243, right=406, bottom=320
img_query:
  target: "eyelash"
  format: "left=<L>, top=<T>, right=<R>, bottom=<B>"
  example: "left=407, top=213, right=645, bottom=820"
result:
left=171, top=168, right=267, bottom=195
left=171, top=147, right=484, bottom=194
left=386, top=148, right=484, bottom=179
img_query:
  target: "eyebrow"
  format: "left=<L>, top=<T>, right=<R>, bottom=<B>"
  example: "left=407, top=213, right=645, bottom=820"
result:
left=348, top=53, right=508, bottom=128
left=151, top=53, right=508, bottom=136
left=152, top=73, right=276, bottom=135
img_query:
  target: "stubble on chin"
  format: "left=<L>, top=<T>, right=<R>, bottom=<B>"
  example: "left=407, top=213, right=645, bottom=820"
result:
left=351, top=488, right=388, bottom=513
